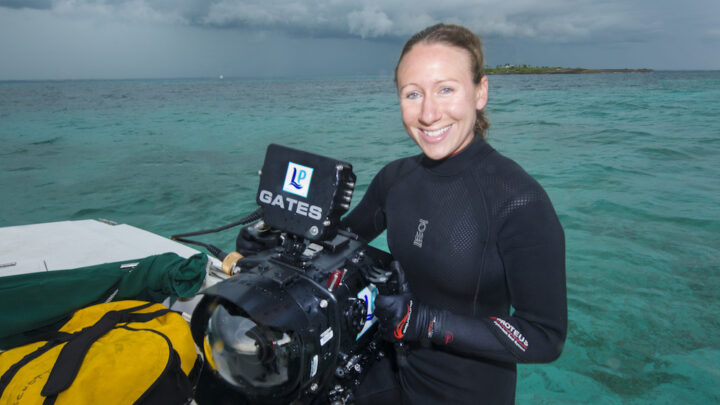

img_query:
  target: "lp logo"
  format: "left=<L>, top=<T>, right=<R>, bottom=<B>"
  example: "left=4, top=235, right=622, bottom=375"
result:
left=282, top=162, right=314, bottom=198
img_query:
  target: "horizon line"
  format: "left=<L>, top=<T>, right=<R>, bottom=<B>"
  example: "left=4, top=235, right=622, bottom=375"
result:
left=4, top=69, right=720, bottom=83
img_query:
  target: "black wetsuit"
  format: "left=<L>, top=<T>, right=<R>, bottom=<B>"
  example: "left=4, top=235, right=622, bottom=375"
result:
left=342, top=137, right=567, bottom=404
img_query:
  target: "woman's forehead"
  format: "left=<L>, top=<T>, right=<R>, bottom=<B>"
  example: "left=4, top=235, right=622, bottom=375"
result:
left=397, top=42, right=474, bottom=86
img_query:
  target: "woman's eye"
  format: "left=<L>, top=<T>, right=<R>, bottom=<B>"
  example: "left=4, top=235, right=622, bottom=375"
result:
left=406, top=91, right=421, bottom=100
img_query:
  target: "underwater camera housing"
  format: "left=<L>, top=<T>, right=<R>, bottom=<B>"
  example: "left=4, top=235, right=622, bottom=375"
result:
left=190, top=145, right=396, bottom=404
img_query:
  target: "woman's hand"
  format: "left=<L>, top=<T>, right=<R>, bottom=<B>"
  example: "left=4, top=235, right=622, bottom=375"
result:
left=374, top=293, right=424, bottom=342
left=374, top=260, right=425, bottom=342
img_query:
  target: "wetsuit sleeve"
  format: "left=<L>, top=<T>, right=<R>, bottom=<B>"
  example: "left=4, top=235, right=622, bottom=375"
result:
left=340, top=168, right=388, bottom=242
left=425, top=189, right=567, bottom=364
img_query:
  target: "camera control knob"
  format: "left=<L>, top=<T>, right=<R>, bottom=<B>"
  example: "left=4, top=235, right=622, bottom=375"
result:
left=345, top=299, right=367, bottom=333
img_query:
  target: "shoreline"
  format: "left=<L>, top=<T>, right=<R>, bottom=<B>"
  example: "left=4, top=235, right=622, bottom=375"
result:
left=486, top=67, right=654, bottom=75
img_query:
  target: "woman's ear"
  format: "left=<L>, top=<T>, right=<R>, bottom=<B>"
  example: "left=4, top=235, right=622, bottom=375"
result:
left=475, top=76, right=489, bottom=111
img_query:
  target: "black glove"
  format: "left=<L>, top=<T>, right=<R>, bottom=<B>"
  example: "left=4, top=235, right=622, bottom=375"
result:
left=375, top=293, right=423, bottom=342
left=375, top=295, right=456, bottom=345
left=374, top=261, right=438, bottom=343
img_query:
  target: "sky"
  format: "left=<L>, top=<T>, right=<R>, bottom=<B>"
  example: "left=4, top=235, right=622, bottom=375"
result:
left=1, top=0, right=718, bottom=80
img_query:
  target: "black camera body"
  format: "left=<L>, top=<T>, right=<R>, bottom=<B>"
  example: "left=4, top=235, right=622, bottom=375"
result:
left=190, top=145, right=395, bottom=404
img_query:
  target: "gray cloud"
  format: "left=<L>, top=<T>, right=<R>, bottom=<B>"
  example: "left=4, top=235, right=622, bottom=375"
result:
left=347, top=7, right=394, bottom=38
left=0, top=0, right=52, bottom=9
left=0, top=0, right=669, bottom=43
left=1, top=0, right=718, bottom=80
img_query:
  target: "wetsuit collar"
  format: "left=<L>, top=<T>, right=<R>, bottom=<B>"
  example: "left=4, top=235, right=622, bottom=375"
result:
left=420, top=136, right=493, bottom=176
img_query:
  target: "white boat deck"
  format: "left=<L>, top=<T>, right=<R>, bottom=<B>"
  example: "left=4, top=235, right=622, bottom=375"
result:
left=0, top=219, right=203, bottom=277
left=0, top=219, right=226, bottom=318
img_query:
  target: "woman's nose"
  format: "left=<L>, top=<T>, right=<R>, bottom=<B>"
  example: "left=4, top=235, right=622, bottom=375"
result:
left=419, top=96, right=439, bottom=125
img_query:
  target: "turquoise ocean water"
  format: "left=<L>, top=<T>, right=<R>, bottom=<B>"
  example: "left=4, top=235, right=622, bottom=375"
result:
left=1, top=72, right=719, bottom=403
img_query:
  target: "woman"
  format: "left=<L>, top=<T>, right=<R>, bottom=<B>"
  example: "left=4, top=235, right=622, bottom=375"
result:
left=343, top=24, right=567, bottom=404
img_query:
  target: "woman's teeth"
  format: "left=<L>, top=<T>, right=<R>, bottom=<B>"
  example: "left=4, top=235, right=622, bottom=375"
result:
left=423, top=125, right=451, bottom=138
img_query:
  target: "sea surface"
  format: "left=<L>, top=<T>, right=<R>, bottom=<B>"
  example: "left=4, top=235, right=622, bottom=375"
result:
left=1, top=71, right=719, bottom=403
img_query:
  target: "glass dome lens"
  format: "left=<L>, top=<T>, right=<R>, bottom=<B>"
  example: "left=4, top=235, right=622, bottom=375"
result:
left=207, top=304, right=296, bottom=390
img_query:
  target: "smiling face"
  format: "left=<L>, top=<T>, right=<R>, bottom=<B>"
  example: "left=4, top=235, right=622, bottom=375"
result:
left=396, top=42, right=488, bottom=160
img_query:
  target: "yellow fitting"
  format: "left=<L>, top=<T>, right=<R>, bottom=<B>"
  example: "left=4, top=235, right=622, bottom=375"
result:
left=221, top=251, right=244, bottom=275
left=203, top=336, right=218, bottom=371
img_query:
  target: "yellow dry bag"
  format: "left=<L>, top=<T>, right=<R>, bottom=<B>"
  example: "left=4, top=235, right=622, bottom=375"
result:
left=0, top=301, right=200, bottom=405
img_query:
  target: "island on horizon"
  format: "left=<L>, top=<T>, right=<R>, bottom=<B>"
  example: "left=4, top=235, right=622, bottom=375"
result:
left=485, top=64, right=654, bottom=74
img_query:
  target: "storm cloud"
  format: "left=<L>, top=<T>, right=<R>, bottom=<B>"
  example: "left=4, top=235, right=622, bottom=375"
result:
left=0, top=0, right=52, bottom=10
left=1, top=0, right=718, bottom=79
left=0, top=0, right=674, bottom=41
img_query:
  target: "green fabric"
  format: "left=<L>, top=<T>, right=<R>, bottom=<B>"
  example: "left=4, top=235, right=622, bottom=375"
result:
left=0, top=252, right=206, bottom=350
